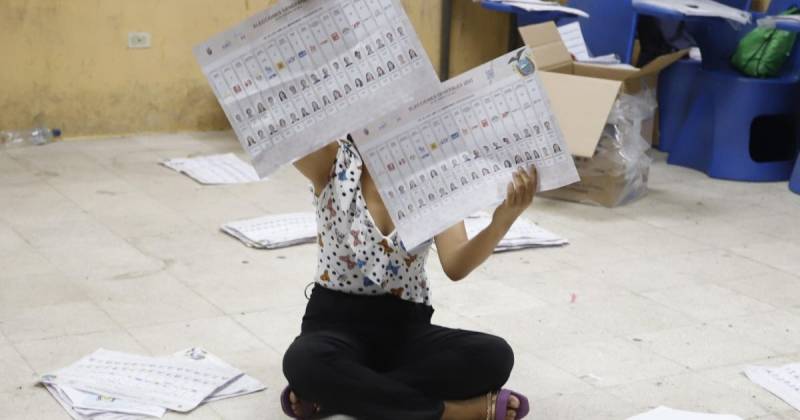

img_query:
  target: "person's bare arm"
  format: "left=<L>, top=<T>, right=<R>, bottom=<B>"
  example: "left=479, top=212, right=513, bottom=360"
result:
left=292, top=140, right=340, bottom=194
left=434, top=166, right=537, bottom=281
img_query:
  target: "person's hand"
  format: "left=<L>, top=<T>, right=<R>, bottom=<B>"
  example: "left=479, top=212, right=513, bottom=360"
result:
left=492, top=166, right=537, bottom=228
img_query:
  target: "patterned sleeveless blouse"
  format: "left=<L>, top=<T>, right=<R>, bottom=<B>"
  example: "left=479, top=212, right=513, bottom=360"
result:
left=313, top=138, right=433, bottom=305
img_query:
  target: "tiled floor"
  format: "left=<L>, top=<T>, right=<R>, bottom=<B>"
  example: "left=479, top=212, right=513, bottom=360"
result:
left=1, top=132, right=799, bottom=420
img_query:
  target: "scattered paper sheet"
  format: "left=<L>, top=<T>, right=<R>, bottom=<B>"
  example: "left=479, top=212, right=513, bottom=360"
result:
left=556, top=22, right=621, bottom=65
left=221, top=212, right=317, bottom=249
left=194, top=0, right=440, bottom=177
left=352, top=46, right=580, bottom=249
left=464, top=212, right=568, bottom=252
left=627, top=406, right=743, bottom=420
left=632, top=0, right=752, bottom=25
left=483, top=0, right=590, bottom=18
left=42, top=349, right=243, bottom=415
left=745, top=364, right=800, bottom=412
left=557, top=22, right=591, bottom=61
left=758, top=14, right=800, bottom=28
left=161, top=153, right=261, bottom=185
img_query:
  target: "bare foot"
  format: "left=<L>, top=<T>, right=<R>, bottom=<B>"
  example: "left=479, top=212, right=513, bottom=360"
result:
left=288, top=390, right=320, bottom=418
left=442, top=393, right=519, bottom=420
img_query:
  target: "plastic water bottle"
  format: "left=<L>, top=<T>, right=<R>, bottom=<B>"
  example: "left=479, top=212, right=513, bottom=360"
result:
left=1, top=125, right=62, bottom=148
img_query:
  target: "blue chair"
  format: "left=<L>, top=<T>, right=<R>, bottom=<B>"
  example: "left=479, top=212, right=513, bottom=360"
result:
left=480, top=0, right=639, bottom=64
left=562, top=0, right=638, bottom=64
left=639, top=0, right=800, bottom=182
left=657, top=0, right=752, bottom=153
left=792, top=157, right=800, bottom=193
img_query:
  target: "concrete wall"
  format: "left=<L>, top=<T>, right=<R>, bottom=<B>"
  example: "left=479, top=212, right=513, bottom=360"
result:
left=0, top=0, right=509, bottom=138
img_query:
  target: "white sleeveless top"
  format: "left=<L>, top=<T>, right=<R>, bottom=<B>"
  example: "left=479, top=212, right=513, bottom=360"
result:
left=313, top=138, right=433, bottom=305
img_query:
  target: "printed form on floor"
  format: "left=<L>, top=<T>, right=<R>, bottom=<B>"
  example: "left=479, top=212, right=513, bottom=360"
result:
left=194, top=0, right=440, bottom=178
left=221, top=212, right=317, bottom=249
left=352, top=46, right=580, bottom=249
left=745, top=363, right=800, bottom=412
left=161, top=153, right=261, bottom=184
left=41, top=348, right=266, bottom=419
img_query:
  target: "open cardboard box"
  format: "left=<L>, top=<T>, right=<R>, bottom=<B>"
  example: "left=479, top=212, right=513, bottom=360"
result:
left=519, top=21, right=687, bottom=206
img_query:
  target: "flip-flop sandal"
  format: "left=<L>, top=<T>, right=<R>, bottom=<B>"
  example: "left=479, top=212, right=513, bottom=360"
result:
left=490, top=389, right=530, bottom=420
left=280, top=385, right=319, bottom=419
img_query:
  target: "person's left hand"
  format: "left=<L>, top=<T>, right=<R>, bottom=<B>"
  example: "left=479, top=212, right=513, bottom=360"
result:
left=492, top=166, right=537, bottom=228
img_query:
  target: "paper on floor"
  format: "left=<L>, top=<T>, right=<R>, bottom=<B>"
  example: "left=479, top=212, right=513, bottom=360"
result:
left=221, top=212, right=317, bottom=249
left=42, top=347, right=266, bottom=419
left=745, top=363, right=800, bottom=412
left=464, top=212, right=568, bottom=252
left=627, top=406, right=743, bottom=420
left=483, top=0, right=590, bottom=18
left=161, top=153, right=261, bottom=184
left=632, top=0, right=751, bottom=25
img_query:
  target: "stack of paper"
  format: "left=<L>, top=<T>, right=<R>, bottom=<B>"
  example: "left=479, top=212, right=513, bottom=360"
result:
left=745, top=363, right=800, bottom=412
left=42, top=348, right=266, bottom=420
left=632, top=0, right=752, bottom=25
left=628, top=407, right=743, bottom=420
left=222, top=212, right=317, bottom=249
left=557, top=22, right=621, bottom=64
left=482, top=0, right=590, bottom=18
left=464, top=212, right=568, bottom=252
left=161, top=153, right=261, bottom=185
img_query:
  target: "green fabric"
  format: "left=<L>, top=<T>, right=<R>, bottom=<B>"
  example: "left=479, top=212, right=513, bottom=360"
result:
left=731, top=7, right=800, bottom=78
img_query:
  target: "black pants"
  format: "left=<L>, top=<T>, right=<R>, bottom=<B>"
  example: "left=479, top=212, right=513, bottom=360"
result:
left=282, top=286, right=514, bottom=420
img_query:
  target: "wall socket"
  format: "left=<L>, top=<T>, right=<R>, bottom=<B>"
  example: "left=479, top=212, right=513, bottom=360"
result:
left=128, top=32, right=151, bottom=49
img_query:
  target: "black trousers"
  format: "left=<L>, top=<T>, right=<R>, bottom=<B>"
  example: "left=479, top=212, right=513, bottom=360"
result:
left=282, top=286, right=514, bottom=420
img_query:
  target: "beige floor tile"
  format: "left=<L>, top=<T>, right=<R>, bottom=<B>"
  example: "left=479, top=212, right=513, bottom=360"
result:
left=606, top=372, right=770, bottom=419
left=81, top=271, right=224, bottom=328
left=534, top=338, right=688, bottom=388
left=632, top=325, right=776, bottom=370
left=642, top=284, right=776, bottom=322
left=128, top=316, right=267, bottom=358
left=0, top=344, right=38, bottom=393
left=567, top=292, right=699, bottom=337
left=14, top=330, right=147, bottom=374
left=0, top=301, right=118, bottom=343
left=730, top=240, right=800, bottom=274
left=0, top=273, right=88, bottom=321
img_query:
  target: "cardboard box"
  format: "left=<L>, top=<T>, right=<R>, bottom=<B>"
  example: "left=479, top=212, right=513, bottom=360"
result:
left=752, top=0, right=771, bottom=12
left=517, top=22, right=685, bottom=206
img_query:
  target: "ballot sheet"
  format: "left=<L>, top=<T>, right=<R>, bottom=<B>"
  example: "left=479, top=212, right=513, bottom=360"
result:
left=221, top=212, right=317, bottom=249
left=352, top=46, right=580, bottom=249
left=161, top=153, right=261, bottom=185
left=42, top=349, right=243, bottom=413
left=632, top=0, right=752, bottom=25
left=194, top=0, right=439, bottom=177
left=745, top=364, right=800, bottom=412
left=482, top=0, right=590, bottom=18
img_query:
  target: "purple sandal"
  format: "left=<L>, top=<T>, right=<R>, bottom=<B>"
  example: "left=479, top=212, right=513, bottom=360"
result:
left=493, top=389, right=530, bottom=420
left=280, top=386, right=318, bottom=419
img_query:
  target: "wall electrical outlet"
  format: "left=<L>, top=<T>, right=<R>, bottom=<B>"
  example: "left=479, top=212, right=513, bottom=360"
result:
left=128, top=32, right=151, bottom=49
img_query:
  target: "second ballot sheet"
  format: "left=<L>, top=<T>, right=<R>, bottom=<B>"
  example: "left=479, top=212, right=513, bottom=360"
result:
left=352, top=47, right=580, bottom=249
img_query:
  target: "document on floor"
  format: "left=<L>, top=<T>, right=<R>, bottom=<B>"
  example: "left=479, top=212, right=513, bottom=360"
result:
left=352, top=46, right=580, bottom=249
left=194, top=0, right=439, bottom=177
left=42, top=347, right=266, bottom=419
left=222, top=212, right=317, bottom=249
left=464, top=212, right=568, bottom=252
left=632, top=0, right=751, bottom=25
left=745, top=363, right=800, bottom=411
left=481, top=0, right=590, bottom=18
left=161, top=153, right=261, bottom=184
left=628, top=406, right=743, bottom=420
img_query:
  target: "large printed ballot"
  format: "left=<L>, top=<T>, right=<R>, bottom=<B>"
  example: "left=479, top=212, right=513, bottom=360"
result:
left=352, top=47, right=580, bottom=249
left=194, top=0, right=439, bottom=177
